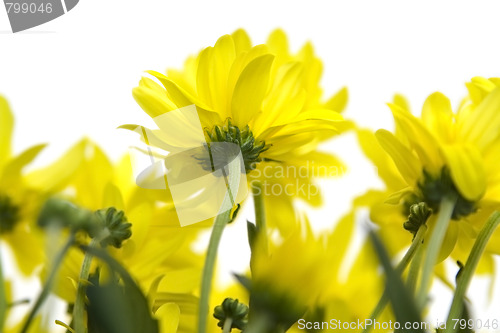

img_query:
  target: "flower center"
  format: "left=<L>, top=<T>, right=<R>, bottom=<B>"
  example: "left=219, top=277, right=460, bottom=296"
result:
left=202, top=119, right=271, bottom=174
left=403, top=168, right=477, bottom=220
left=0, top=195, right=20, bottom=234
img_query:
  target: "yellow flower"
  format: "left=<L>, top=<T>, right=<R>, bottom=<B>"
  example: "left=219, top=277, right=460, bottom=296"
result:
left=28, top=139, right=203, bottom=330
left=0, top=95, right=46, bottom=275
left=359, top=77, right=500, bottom=263
left=213, top=213, right=384, bottom=333
left=127, top=29, right=351, bottom=233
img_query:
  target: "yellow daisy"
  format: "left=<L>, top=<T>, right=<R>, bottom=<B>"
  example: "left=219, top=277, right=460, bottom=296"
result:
left=224, top=213, right=384, bottom=333
left=28, top=139, right=203, bottom=332
left=0, top=95, right=46, bottom=276
left=354, top=77, right=500, bottom=293
left=126, top=29, right=350, bottom=233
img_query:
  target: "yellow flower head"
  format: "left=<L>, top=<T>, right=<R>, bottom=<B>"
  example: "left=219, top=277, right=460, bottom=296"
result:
left=365, top=77, right=500, bottom=259
left=28, top=139, right=202, bottom=310
left=0, top=95, right=46, bottom=275
left=126, top=29, right=350, bottom=231
left=245, top=223, right=336, bottom=330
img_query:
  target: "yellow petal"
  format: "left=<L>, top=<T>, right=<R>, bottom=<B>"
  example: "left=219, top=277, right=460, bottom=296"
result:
left=148, top=70, right=213, bottom=111
left=156, top=303, right=180, bottom=333
left=441, top=144, right=486, bottom=201
left=132, top=78, right=178, bottom=118
left=26, top=139, right=87, bottom=192
left=393, top=93, right=411, bottom=113
left=231, top=29, right=252, bottom=54
left=296, top=42, right=322, bottom=99
left=384, top=187, right=413, bottom=204
left=5, top=226, right=44, bottom=275
left=254, top=62, right=305, bottom=132
left=375, top=129, right=422, bottom=185
left=231, top=54, right=274, bottom=127
left=465, top=76, right=498, bottom=106
left=460, top=86, right=500, bottom=150
left=263, top=194, right=297, bottom=236
left=389, top=103, right=442, bottom=171
left=166, top=56, right=198, bottom=97
left=266, top=29, right=290, bottom=58
left=210, top=35, right=236, bottom=118
left=227, top=45, right=270, bottom=99
left=0, top=144, right=46, bottom=186
left=325, top=87, right=348, bottom=113
left=421, top=92, right=454, bottom=143
left=72, top=142, right=113, bottom=209
left=102, top=183, right=125, bottom=211
left=356, top=129, right=407, bottom=190
left=0, top=95, right=13, bottom=168
left=437, top=221, right=458, bottom=262
left=326, top=212, right=355, bottom=274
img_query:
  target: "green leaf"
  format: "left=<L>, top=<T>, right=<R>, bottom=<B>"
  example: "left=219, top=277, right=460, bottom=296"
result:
left=368, top=230, right=425, bottom=333
left=246, top=221, right=258, bottom=251
left=233, top=274, right=252, bottom=291
left=80, top=246, right=159, bottom=333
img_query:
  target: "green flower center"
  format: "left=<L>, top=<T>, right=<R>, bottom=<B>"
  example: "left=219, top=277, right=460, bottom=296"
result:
left=404, top=168, right=477, bottom=220
left=0, top=195, right=20, bottom=234
left=201, top=119, right=271, bottom=173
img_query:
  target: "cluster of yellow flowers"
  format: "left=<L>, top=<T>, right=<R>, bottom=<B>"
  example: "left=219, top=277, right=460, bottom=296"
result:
left=1, top=29, right=499, bottom=333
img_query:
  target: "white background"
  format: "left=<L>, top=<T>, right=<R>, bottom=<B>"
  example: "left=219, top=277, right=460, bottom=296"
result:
left=2, top=0, right=500, bottom=330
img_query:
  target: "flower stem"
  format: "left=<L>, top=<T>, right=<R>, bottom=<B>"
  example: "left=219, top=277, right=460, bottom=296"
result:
left=198, top=160, right=241, bottom=333
left=406, top=238, right=425, bottom=294
left=21, top=234, right=75, bottom=333
left=73, top=238, right=99, bottom=333
left=0, top=244, right=7, bottom=331
left=222, top=317, right=233, bottom=333
left=416, top=196, right=456, bottom=309
left=361, top=224, right=427, bottom=333
left=443, top=211, right=500, bottom=333
left=252, top=182, right=266, bottom=231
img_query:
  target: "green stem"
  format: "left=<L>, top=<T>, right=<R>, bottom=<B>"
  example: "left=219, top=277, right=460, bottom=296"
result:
left=361, top=225, right=427, bottom=333
left=21, top=234, right=75, bottom=333
left=245, top=314, right=271, bottom=333
left=406, top=237, right=425, bottom=294
left=0, top=244, right=7, bottom=331
left=416, top=196, right=456, bottom=309
left=252, top=182, right=266, bottom=231
left=198, top=161, right=241, bottom=333
left=443, top=211, right=500, bottom=333
left=222, top=317, right=233, bottom=333
left=73, top=238, right=100, bottom=333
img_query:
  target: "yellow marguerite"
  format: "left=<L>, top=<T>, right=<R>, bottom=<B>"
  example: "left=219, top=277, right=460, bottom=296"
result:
left=129, top=29, right=350, bottom=233
left=28, top=139, right=203, bottom=333
left=359, top=77, right=500, bottom=265
left=0, top=95, right=45, bottom=275
left=231, top=213, right=383, bottom=333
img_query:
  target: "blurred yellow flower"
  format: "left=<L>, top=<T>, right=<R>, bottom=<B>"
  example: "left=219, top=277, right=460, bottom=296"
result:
left=128, top=29, right=351, bottom=233
left=0, top=95, right=45, bottom=275
left=189, top=212, right=380, bottom=333
left=358, top=77, right=500, bottom=264
left=28, top=139, right=203, bottom=333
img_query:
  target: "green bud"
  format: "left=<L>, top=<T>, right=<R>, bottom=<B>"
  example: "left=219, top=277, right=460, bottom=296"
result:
left=403, top=202, right=431, bottom=236
left=213, top=298, right=249, bottom=331
left=93, top=207, right=132, bottom=248
left=37, top=198, right=98, bottom=235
